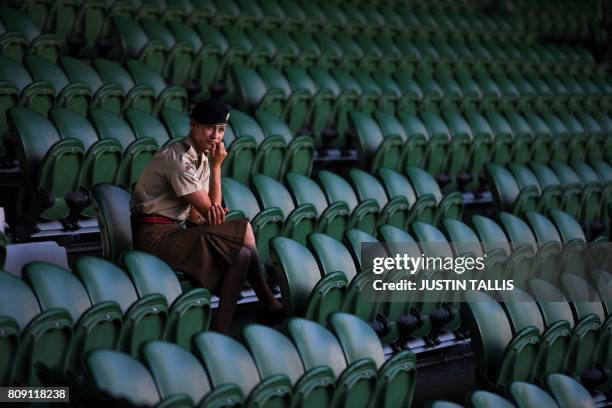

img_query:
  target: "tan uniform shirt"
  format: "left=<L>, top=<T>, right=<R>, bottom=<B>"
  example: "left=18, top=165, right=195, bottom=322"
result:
left=131, top=136, right=210, bottom=221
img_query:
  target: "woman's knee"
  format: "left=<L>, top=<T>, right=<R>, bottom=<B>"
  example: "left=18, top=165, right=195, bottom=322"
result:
left=237, top=246, right=251, bottom=265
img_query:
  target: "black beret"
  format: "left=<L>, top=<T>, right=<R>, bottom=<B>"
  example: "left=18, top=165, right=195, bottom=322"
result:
left=190, top=98, right=230, bottom=125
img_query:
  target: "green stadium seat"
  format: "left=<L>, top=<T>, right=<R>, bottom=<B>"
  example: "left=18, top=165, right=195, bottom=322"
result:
left=483, top=109, right=514, bottom=165
left=467, top=390, right=516, bottom=408
left=348, top=168, right=410, bottom=230
left=284, top=66, right=335, bottom=146
left=60, top=57, right=124, bottom=114
left=501, top=288, right=570, bottom=381
left=318, top=170, right=379, bottom=235
left=110, top=15, right=167, bottom=74
left=89, top=108, right=158, bottom=189
left=255, top=110, right=314, bottom=177
left=0, top=271, right=71, bottom=385
left=8, top=107, right=84, bottom=221
left=221, top=177, right=282, bottom=261
left=142, top=341, right=242, bottom=406
left=545, top=373, right=596, bottom=408
left=91, top=183, right=133, bottom=264
left=120, top=250, right=211, bottom=349
left=529, top=279, right=601, bottom=376
left=241, top=324, right=336, bottom=407
left=386, top=110, right=428, bottom=171
left=442, top=218, right=506, bottom=282
left=231, top=64, right=285, bottom=117
left=125, top=60, right=187, bottom=114
left=557, top=111, right=588, bottom=162
left=286, top=317, right=378, bottom=408
left=529, top=163, right=564, bottom=213
left=93, top=57, right=157, bottom=114
left=378, top=168, right=436, bottom=225
left=548, top=162, right=584, bottom=220
left=251, top=174, right=317, bottom=244
left=307, top=233, right=379, bottom=324
left=193, top=331, right=293, bottom=407
left=23, top=261, right=123, bottom=372
left=159, top=108, right=189, bottom=140
left=230, top=109, right=285, bottom=180
left=23, top=55, right=91, bottom=115
left=285, top=172, right=349, bottom=241
left=0, top=6, right=62, bottom=63
left=406, top=167, right=463, bottom=224
left=462, top=291, right=540, bottom=390
left=0, top=54, right=55, bottom=123
left=85, top=350, right=190, bottom=406
left=509, top=381, right=560, bottom=407
left=49, top=108, right=122, bottom=217
left=349, top=111, right=403, bottom=172
left=140, top=19, right=194, bottom=86
left=74, top=256, right=168, bottom=357
left=572, top=161, right=605, bottom=231
left=257, top=65, right=312, bottom=132
left=270, top=236, right=347, bottom=324
left=486, top=163, right=538, bottom=216
left=125, top=108, right=172, bottom=148
left=329, top=312, right=417, bottom=408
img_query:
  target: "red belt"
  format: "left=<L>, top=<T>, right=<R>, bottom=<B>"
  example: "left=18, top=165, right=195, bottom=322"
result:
left=131, top=214, right=179, bottom=225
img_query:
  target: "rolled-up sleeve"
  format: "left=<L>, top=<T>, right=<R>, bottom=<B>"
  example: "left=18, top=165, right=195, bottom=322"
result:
left=167, top=158, right=202, bottom=197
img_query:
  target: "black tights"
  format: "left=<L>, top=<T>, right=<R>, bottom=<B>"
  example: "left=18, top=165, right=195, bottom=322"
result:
left=211, top=224, right=282, bottom=334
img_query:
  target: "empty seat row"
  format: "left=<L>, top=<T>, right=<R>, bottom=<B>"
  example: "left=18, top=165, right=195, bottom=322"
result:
left=428, top=373, right=598, bottom=407
left=464, top=270, right=611, bottom=392
left=487, top=160, right=612, bottom=234
left=7, top=106, right=185, bottom=223
left=222, top=167, right=461, bottom=258
left=0, top=6, right=62, bottom=63
left=0, top=54, right=187, bottom=135
left=0, top=250, right=211, bottom=385
left=82, top=313, right=416, bottom=408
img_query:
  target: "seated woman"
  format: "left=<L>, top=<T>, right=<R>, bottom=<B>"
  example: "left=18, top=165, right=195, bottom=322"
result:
left=130, top=99, right=282, bottom=334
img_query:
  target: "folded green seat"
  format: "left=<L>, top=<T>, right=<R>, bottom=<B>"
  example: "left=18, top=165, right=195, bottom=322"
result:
left=85, top=349, right=192, bottom=407
left=23, top=261, right=123, bottom=373
left=74, top=256, right=168, bottom=357
left=120, top=250, right=212, bottom=349
left=194, top=331, right=293, bottom=408
left=286, top=317, right=378, bottom=408
left=285, top=172, right=349, bottom=241
left=270, top=236, right=347, bottom=325
left=142, top=341, right=242, bottom=407
left=241, top=324, right=336, bottom=408
left=0, top=271, right=71, bottom=385
left=462, top=291, right=540, bottom=392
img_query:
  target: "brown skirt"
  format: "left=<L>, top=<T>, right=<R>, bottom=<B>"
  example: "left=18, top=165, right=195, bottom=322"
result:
left=132, top=218, right=248, bottom=291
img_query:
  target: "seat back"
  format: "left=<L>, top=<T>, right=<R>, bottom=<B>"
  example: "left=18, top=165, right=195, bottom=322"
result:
left=499, top=212, right=538, bottom=252
left=525, top=212, right=561, bottom=243
left=86, top=350, right=160, bottom=406
left=308, top=233, right=356, bottom=281
left=61, top=57, right=104, bottom=93
left=442, top=218, right=484, bottom=257
left=193, top=331, right=260, bottom=397
left=509, top=382, right=559, bottom=407
left=74, top=256, right=138, bottom=313
left=242, top=324, right=305, bottom=384
left=50, top=108, right=99, bottom=152
left=230, top=109, right=265, bottom=145
left=126, top=109, right=169, bottom=147
left=471, top=215, right=511, bottom=255
left=23, top=262, right=91, bottom=322
left=286, top=317, right=347, bottom=378
left=271, top=237, right=322, bottom=316
left=221, top=177, right=260, bottom=220
left=286, top=172, right=328, bottom=216
left=256, top=109, right=293, bottom=145
left=406, top=167, right=443, bottom=203
left=94, top=58, right=136, bottom=94
left=143, top=341, right=212, bottom=404
left=378, top=168, right=417, bottom=207
left=318, top=170, right=359, bottom=211
left=89, top=108, right=136, bottom=151
left=328, top=313, right=385, bottom=369
left=545, top=373, right=595, bottom=408
left=528, top=279, right=575, bottom=327
left=348, top=168, right=388, bottom=209
left=548, top=210, right=586, bottom=242
left=121, top=251, right=182, bottom=305
left=252, top=174, right=295, bottom=219
left=92, top=183, right=133, bottom=263
left=486, top=163, right=521, bottom=211
left=0, top=271, right=41, bottom=330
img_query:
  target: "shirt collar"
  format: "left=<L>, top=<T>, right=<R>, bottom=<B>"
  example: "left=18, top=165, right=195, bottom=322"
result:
left=182, top=135, right=207, bottom=162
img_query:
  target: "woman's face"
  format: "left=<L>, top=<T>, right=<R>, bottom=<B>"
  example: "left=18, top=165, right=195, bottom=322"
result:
left=190, top=121, right=226, bottom=153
